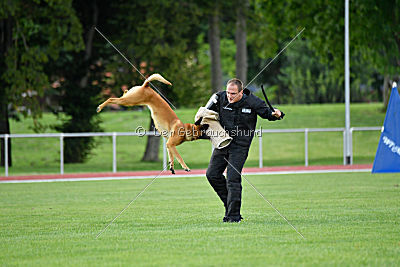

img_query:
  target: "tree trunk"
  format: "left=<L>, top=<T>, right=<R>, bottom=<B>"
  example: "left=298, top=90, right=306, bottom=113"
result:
left=208, top=7, right=223, bottom=93
left=79, top=1, right=98, bottom=88
left=63, top=1, right=99, bottom=163
left=142, top=117, right=160, bottom=162
left=0, top=17, right=13, bottom=167
left=0, top=88, right=12, bottom=167
left=394, top=31, right=400, bottom=66
left=383, top=75, right=391, bottom=110
left=235, top=0, right=248, bottom=85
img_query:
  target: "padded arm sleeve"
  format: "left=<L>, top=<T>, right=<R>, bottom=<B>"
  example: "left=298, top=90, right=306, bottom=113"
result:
left=205, top=93, right=219, bottom=112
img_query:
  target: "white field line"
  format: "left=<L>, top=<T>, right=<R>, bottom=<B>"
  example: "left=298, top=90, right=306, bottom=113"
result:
left=0, top=168, right=371, bottom=184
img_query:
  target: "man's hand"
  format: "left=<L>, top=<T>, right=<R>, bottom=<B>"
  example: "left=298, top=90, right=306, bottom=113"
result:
left=271, top=109, right=282, bottom=118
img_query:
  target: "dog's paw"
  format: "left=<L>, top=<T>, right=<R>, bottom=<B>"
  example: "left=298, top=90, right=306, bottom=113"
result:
left=96, top=106, right=101, bottom=113
left=170, top=168, right=175, bottom=174
left=184, top=168, right=190, bottom=172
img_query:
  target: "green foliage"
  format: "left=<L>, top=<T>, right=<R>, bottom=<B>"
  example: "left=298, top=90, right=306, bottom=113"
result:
left=0, top=0, right=83, bottom=123
left=248, top=0, right=279, bottom=59
left=351, top=0, right=400, bottom=75
left=53, top=63, right=104, bottom=163
left=220, top=38, right=237, bottom=79
left=277, top=39, right=337, bottom=104
left=260, top=0, right=399, bottom=77
left=49, top=1, right=114, bottom=163
left=248, top=0, right=399, bottom=104
left=197, top=33, right=236, bottom=87
left=100, top=0, right=210, bottom=108
left=276, top=39, right=379, bottom=104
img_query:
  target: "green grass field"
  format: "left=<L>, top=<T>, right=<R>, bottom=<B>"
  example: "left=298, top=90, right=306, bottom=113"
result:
left=1, top=103, right=385, bottom=175
left=1, top=172, right=399, bottom=265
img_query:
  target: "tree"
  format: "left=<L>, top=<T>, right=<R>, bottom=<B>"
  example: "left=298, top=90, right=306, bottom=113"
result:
left=0, top=0, right=83, bottom=167
left=235, top=0, right=248, bottom=84
left=141, top=118, right=160, bottom=162
left=245, top=0, right=282, bottom=94
left=104, top=0, right=205, bottom=162
left=277, top=39, right=355, bottom=104
left=254, top=0, right=400, bottom=106
left=350, top=0, right=400, bottom=108
left=208, top=4, right=223, bottom=92
left=52, top=0, right=110, bottom=163
left=0, top=16, right=12, bottom=167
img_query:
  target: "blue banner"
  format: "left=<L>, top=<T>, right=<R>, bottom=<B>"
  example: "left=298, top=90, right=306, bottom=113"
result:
left=372, top=83, right=400, bottom=173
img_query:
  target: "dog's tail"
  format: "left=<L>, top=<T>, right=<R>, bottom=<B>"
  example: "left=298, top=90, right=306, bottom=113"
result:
left=142, top=73, right=172, bottom=87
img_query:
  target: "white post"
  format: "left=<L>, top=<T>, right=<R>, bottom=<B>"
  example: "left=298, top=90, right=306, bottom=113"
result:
left=4, top=134, right=9, bottom=177
left=350, top=127, right=353, bottom=164
left=163, top=137, right=167, bottom=170
left=344, top=0, right=352, bottom=165
left=60, top=134, right=64, bottom=175
left=304, top=129, right=309, bottom=167
left=112, top=132, right=117, bottom=173
left=343, top=130, right=346, bottom=165
left=258, top=130, right=263, bottom=168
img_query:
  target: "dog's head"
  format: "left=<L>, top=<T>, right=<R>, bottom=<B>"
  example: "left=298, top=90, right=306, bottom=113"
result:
left=183, top=118, right=209, bottom=141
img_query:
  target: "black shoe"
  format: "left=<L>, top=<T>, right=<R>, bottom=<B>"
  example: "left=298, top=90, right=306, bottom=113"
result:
left=223, top=215, right=243, bottom=223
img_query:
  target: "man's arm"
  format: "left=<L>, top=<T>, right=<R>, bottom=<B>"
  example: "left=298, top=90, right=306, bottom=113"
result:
left=254, top=97, right=281, bottom=120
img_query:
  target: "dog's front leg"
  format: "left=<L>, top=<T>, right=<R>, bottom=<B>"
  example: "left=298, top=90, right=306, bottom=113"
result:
left=170, top=145, right=190, bottom=172
left=166, top=143, right=176, bottom=174
left=167, top=137, right=190, bottom=172
left=96, top=97, right=130, bottom=113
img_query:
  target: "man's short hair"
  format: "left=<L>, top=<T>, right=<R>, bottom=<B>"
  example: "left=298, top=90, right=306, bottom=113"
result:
left=227, top=78, right=244, bottom=92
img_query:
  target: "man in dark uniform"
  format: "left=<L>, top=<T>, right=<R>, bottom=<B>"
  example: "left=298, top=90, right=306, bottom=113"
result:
left=204, top=78, right=282, bottom=222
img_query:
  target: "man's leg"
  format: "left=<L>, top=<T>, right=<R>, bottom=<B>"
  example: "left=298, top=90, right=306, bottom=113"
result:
left=225, top=145, right=249, bottom=221
left=206, top=147, right=229, bottom=212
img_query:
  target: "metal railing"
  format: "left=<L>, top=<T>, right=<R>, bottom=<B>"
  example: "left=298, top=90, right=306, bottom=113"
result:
left=0, top=126, right=382, bottom=177
left=0, top=132, right=167, bottom=177
left=256, top=126, right=382, bottom=168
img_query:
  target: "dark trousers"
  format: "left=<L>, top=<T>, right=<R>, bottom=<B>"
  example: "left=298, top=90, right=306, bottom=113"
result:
left=206, top=142, right=249, bottom=220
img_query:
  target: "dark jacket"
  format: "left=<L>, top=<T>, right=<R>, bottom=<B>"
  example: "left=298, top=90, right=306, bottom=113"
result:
left=208, top=89, right=277, bottom=147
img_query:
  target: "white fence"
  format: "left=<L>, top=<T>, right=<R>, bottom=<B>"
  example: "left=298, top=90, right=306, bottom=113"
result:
left=0, top=127, right=382, bottom=177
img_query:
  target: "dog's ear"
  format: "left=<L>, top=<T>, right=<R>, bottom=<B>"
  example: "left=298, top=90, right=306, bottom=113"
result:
left=194, top=117, right=203, bottom=125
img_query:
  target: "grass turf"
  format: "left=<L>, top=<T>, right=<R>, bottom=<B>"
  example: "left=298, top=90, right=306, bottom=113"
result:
left=1, top=103, right=385, bottom=175
left=1, top=172, right=399, bottom=265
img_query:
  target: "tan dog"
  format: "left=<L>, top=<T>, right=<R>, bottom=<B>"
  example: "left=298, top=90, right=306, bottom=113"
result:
left=97, top=73, right=206, bottom=174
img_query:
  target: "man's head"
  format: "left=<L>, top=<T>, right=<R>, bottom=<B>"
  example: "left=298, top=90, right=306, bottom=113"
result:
left=226, top=78, right=244, bottom=103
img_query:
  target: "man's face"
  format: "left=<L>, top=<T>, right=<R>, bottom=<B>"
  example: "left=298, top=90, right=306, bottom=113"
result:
left=226, top=83, right=243, bottom=103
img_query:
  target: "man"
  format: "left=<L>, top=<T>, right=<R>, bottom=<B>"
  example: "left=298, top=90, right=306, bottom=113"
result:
left=205, top=78, right=282, bottom=222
